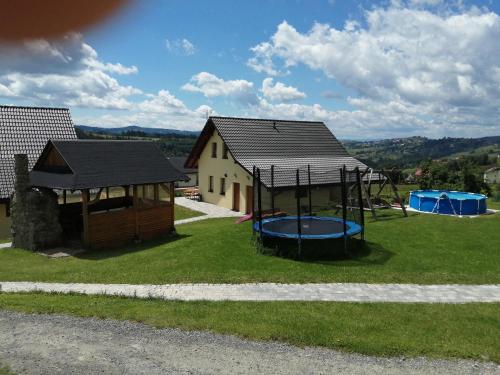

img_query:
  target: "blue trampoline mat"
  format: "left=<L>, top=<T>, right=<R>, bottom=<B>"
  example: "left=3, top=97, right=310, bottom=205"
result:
left=254, top=216, right=362, bottom=239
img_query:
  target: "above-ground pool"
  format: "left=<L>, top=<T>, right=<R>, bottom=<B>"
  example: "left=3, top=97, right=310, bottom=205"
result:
left=253, top=216, right=363, bottom=240
left=409, top=190, right=487, bottom=216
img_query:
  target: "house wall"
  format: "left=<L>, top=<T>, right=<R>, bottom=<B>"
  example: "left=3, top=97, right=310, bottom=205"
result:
left=0, top=203, right=11, bottom=240
left=484, top=169, right=500, bottom=184
left=198, top=131, right=253, bottom=212
left=260, top=185, right=341, bottom=214
left=198, top=131, right=343, bottom=213
left=176, top=172, right=198, bottom=188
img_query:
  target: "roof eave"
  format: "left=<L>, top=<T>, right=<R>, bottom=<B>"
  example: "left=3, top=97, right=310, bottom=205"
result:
left=184, top=119, right=215, bottom=169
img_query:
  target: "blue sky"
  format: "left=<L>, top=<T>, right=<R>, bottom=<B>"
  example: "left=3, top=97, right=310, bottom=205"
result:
left=2, top=0, right=500, bottom=139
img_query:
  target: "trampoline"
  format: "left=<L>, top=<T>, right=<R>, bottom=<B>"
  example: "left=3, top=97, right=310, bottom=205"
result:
left=252, top=164, right=366, bottom=257
left=253, top=216, right=362, bottom=239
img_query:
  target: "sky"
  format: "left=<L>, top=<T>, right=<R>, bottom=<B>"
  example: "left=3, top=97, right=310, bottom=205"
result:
left=2, top=0, right=500, bottom=139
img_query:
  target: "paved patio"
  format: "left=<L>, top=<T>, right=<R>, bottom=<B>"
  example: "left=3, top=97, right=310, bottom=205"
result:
left=175, top=197, right=242, bottom=225
left=1, top=282, right=499, bottom=303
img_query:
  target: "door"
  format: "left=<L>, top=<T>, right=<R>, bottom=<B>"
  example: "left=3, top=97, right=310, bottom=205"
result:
left=233, top=183, right=240, bottom=211
left=246, top=185, right=253, bottom=214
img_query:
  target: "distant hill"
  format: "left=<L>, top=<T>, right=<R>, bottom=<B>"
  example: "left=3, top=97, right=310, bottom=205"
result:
left=76, top=125, right=199, bottom=137
left=343, top=136, right=500, bottom=169
left=76, top=124, right=199, bottom=157
left=76, top=124, right=500, bottom=169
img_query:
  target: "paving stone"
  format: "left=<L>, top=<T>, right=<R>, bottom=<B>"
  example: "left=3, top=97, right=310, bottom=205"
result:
left=174, top=197, right=242, bottom=225
left=0, top=282, right=499, bottom=303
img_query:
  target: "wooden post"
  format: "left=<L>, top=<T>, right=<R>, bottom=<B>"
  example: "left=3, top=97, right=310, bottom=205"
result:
left=63, top=190, right=67, bottom=205
left=360, top=177, right=377, bottom=220
left=389, top=177, right=408, bottom=217
left=154, top=184, right=159, bottom=202
left=82, top=189, right=90, bottom=248
left=355, top=167, right=366, bottom=241
left=170, top=182, right=175, bottom=227
left=106, top=187, right=110, bottom=199
left=133, top=185, right=139, bottom=239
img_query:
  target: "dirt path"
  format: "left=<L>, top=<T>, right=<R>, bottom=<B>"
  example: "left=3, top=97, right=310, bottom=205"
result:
left=0, top=311, right=497, bottom=375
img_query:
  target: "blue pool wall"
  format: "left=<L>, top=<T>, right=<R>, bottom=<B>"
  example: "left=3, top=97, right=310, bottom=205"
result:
left=409, top=190, right=487, bottom=216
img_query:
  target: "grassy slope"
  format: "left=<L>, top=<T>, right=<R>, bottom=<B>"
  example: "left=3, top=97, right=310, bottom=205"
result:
left=0, top=293, right=498, bottom=362
left=0, top=209, right=499, bottom=284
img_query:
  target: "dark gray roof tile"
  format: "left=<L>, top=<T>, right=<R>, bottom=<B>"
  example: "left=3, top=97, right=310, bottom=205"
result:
left=186, top=116, right=373, bottom=187
left=30, top=140, right=188, bottom=190
left=0, top=105, right=77, bottom=198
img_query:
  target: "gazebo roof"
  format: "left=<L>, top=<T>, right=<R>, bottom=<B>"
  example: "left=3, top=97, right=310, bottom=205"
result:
left=30, top=140, right=188, bottom=190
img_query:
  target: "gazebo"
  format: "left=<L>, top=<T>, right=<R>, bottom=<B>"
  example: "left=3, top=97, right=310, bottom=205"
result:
left=28, top=139, right=187, bottom=249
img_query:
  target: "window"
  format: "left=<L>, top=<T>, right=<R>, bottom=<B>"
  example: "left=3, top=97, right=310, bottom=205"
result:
left=209, top=176, right=214, bottom=192
left=220, top=178, right=226, bottom=195
left=222, top=144, right=229, bottom=159
left=211, top=142, right=217, bottom=158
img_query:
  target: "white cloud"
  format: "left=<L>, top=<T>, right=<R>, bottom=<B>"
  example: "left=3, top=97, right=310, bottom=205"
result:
left=248, top=4, right=500, bottom=137
left=138, top=90, right=189, bottom=114
left=260, top=78, right=305, bottom=101
left=0, top=33, right=139, bottom=109
left=0, top=33, right=215, bottom=131
left=182, top=72, right=257, bottom=104
left=409, top=0, right=443, bottom=7
left=165, top=38, right=196, bottom=55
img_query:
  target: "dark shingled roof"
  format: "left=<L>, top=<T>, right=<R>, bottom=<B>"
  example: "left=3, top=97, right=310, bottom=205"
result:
left=167, top=156, right=197, bottom=175
left=0, top=105, right=77, bottom=199
left=185, top=116, right=372, bottom=187
left=30, top=140, right=188, bottom=190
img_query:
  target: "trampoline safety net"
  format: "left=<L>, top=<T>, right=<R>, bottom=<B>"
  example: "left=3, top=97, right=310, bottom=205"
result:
left=252, top=165, right=365, bottom=257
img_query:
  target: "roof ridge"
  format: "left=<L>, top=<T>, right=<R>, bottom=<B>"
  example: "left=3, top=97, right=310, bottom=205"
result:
left=53, top=139, right=155, bottom=143
left=0, top=104, right=69, bottom=111
left=209, top=116, right=324, bottom=124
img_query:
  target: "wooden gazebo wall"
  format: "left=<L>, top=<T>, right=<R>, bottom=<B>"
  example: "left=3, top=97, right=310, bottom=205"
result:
left=81, top=183, right=175, bottom=249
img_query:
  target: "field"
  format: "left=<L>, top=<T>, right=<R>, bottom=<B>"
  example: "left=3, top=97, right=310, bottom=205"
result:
left=0, top=209, right=499, bottom=284
left=1, top=205, right=499, bottom=363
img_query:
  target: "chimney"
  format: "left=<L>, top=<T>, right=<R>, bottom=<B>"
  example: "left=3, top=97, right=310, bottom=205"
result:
left=14, top=154, right=29, bottom=199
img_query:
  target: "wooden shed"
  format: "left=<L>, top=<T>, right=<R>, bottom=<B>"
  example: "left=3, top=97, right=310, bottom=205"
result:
left=29, top=140, right=187, bottom=249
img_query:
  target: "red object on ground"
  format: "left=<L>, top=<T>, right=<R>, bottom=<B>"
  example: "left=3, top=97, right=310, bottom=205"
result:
left=236, top=213, right=253, bottom=224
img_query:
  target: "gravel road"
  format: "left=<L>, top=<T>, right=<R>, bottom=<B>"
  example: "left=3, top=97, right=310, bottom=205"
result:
left=0, top=310, right=498, bottom=375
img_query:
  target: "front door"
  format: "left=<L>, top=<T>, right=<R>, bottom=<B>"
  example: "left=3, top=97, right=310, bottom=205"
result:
left=246, top=185, right=253, bottom=214
left=233, top=183, right=240, bottom=211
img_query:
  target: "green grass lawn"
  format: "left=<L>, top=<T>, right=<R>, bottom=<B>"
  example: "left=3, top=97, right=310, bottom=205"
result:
left=0, top=238, right=10, bottom=244
left=174, top=204, right=205, bottom=221
left=0, top=293, right=498, bottom=362
left=0, top=209, right=499, bottom=284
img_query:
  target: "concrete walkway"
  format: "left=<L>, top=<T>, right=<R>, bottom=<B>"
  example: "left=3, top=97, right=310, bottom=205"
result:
left=0, top=242, right=11, bottom=249
left=175, top=197, right=242, bottom=225
left=1, top=282, right=499, bottom=303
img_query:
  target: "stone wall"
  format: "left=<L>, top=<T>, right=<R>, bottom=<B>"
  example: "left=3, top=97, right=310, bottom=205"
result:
left=11, top=154, right=62, bottom=250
